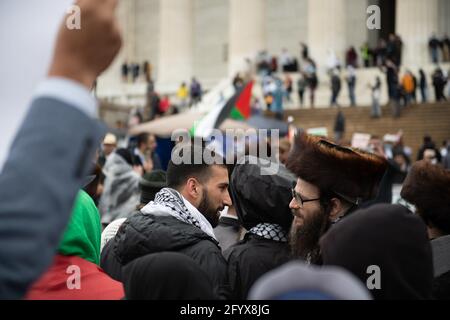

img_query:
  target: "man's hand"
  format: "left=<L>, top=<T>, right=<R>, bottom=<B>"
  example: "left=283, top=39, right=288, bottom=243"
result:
left=48, top=0, right=122, bottom=89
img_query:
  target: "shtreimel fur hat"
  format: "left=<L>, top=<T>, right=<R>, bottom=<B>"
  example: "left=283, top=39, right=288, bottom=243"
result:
left=286, top=133, right=388, bottom=204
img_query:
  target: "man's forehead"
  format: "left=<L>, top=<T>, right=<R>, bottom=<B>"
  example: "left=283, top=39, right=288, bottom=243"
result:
left=209, top=165, right=229, bottom=180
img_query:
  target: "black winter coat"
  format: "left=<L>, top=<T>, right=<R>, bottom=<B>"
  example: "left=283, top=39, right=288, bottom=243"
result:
left=101, top=212, right=229, bottom=299
left=224, top=233, right=291, bottom=300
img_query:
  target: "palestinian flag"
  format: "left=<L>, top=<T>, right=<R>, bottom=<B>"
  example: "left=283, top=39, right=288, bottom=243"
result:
left=229, top=81, right=253, bottom=120
left=192, top=81, right=253, bottom=138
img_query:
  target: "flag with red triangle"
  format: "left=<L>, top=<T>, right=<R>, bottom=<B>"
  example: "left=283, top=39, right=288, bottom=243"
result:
left=191, top=81, right=254, bottom=138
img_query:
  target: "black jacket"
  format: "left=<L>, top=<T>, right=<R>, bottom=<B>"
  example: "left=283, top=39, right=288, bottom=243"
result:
left=101, top=212, right=229, bottom=299
left=433, top=271, right=450, bottom=300
left=224, top=233, right=291, bottom=300
left=214, top=216, right=242, bottom=254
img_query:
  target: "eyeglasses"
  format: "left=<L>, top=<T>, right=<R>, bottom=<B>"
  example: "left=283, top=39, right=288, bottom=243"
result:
left=291, top=188, right=321, bottom=207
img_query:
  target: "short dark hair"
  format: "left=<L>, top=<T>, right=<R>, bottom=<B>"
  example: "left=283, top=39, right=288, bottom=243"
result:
left=136, top=133, right=150, bottom=148
left=167, top=141, right=227, bottom=190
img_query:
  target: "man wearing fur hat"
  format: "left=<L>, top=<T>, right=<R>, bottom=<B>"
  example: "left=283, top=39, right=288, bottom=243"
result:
left=286, top=133, right=387, bottom=264
left=400, top=161, right=450, bottom=299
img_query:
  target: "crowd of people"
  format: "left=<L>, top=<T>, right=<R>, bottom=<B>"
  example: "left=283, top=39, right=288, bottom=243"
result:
left=1, top=0, right=450, bottom=302
left=249, top=33, right=450, bottom=116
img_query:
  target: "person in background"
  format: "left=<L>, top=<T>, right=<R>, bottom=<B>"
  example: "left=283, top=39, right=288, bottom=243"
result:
left=330, top=68, right=341, bottom=107
left=225, top=157, right=295, bottom=299
left=401, top=162, right=450, bottom=299
left=83, top=163, right=105, bottom=206
left=143, top=60, right=152, bottom=83
left=100, top=170, right=167, bottom=252
left=417, top=135, right=442, bottom=162
left=419, top=69, right=428, bottom=103
left=134, top=132, right=161, bottom=171
left=278, top=138, right=291, bottom=165
left=333, top=109, right=345, bottom=145
left=249, top=261, right=371, bottom=300
left=121, top=61, right=129, bottom=82
left=346, top=65, right=357, bottom=107
left=190, top=77, right=202, bottom=107
left=98, top=133, right=117, bottom=168
left=98, top=148, right=142, bottom=225
left=159, top=95, right=171, bottom=116
left=370, top=76, right=382, bottom=118
left=432, top=68, right=447, bottom=102
left=429, top=33, right=441, bottom=64
left=214, top=205, right=242, bottom=254
left=123, top=252, right=216, bottom=300
left=401, top=70, right=415, bottom=107
left=177, top=82, right=189, bottom=110
left=320, top=204, right=433, bottom=300
left=297, top=73, right=307, bottom=108
left=26, top=190, right=124, bottom=300
left=284, top=74, right=293, bottom=103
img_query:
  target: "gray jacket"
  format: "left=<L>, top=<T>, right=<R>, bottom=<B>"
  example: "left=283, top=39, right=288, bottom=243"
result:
left=0, top=97, right=103, bottom=298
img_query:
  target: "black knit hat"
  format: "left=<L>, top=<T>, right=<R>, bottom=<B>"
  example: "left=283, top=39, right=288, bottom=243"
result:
left=140, top=170, right=167, bottom=205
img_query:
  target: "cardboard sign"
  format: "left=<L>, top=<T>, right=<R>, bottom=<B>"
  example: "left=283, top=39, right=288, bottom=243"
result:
left=351, top=133, right=372, bottom=149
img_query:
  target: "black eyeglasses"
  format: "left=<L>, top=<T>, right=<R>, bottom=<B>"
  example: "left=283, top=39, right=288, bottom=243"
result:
left=291, top=188, right=321, bottom=207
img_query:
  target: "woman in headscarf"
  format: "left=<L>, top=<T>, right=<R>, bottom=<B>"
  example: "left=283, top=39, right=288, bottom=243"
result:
left=26, top=190, right=124, bottom=299
left=122, top=252, right=216, bottom=300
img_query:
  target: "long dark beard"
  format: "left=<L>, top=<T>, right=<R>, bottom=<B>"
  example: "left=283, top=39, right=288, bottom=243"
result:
left=197, top=189, right=220, bottom=228
left=289, top=208, right=330, bottom=264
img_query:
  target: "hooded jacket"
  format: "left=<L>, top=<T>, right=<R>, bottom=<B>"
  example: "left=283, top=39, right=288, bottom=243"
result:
left=26, top=190, right=124, bottom=300
left=225, top=158, right=295, bottom=299
left=100, top=188, right=229, bottom=299
left=123, top=252, right=216, bottom=300
left=99, top=152, right=141, bottom=225
left=320, top=204, right=433, bottom=300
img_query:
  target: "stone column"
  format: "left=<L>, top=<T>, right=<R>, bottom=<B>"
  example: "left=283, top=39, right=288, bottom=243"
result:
left=307, top=0, right=346, bottom=72
left=158, top=0, right=193, bottom=90
left=396, top=0, right=438, bottom=67
left=228, top=0, right=266, bottom=76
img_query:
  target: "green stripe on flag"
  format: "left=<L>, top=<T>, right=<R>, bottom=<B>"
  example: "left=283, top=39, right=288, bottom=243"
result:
left=230, top=107, right=245, bottom=120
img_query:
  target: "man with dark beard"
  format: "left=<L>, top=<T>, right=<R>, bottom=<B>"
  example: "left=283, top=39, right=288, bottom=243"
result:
left=286, top=134, right=387, bottom=264
left=101, top=141, right=232, bottom=299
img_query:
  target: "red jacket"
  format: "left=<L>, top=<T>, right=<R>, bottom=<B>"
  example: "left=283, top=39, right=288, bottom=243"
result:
left=26, top=255, right=124, bottom=300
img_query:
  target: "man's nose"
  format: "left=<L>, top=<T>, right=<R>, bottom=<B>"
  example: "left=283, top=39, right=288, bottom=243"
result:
left=289, top=197, right=299, bottom=210
left=223, top=190, right=232, bottom=207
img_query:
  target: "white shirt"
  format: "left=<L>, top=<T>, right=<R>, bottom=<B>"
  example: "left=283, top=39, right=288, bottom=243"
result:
left=34, top=77, right=98, bottom=117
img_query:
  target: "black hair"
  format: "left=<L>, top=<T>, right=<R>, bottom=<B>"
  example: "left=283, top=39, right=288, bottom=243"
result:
left=167, top=141, right=227, bottom=190
left=116, top=148, right=139, bottom=166
left=318, top=188, right=356, bottom=219
left=136, top=133, right=150, bottom=148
